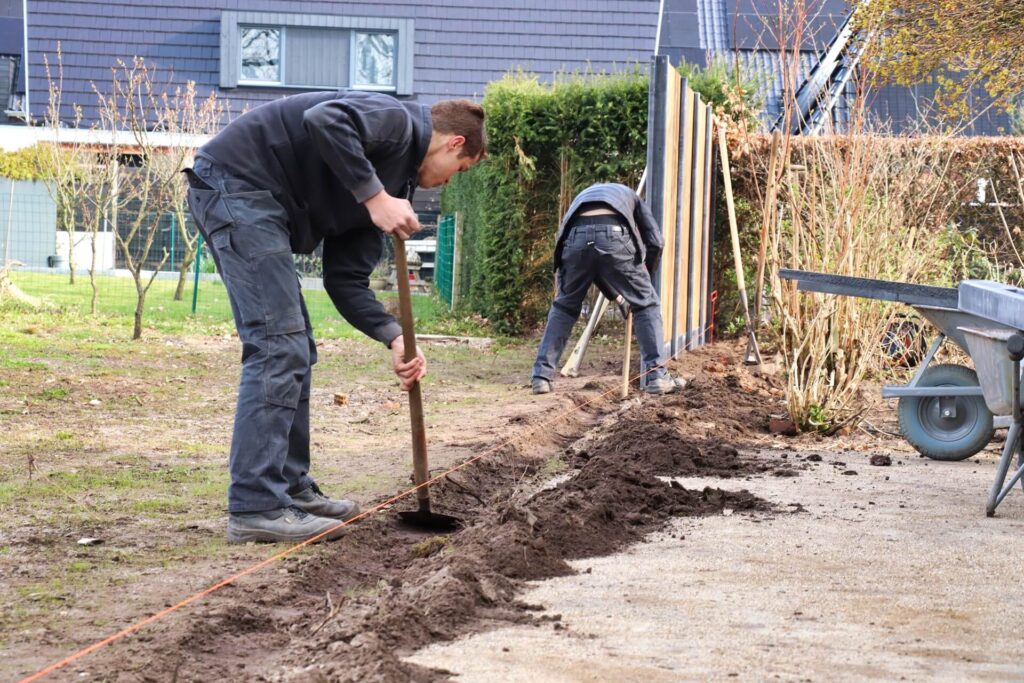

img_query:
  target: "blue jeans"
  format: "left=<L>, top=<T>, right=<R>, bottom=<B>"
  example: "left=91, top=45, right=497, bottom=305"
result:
left=532, top=220, right=667, bottom=384
left=186, top=159, right=315, bottom=513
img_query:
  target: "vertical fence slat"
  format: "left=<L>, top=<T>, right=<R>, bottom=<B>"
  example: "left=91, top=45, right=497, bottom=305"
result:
left=649, top=55, right=717, bottom=359
left=647, top=55, right=668, bottom=297
left=659, top=65, right=681, bottom=354
left=669, top=78, right=687, bottom=357
left=700, top=106, right=715, bottom=345
left=674, top=82, right=695, bottom=353
left=687, top=95, right=707, bottom=349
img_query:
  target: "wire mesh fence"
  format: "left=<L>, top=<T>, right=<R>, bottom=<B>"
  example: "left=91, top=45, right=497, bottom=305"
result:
left=435, top=213, right=455, bottom=306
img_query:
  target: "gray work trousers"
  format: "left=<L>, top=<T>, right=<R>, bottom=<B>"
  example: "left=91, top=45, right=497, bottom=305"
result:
left=186, top=158, right=315, bottom=513
left=532, top=219, right=668, bottom=384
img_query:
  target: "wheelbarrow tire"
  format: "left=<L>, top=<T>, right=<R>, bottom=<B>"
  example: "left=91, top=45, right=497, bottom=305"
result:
left=897, top=363, right=994, bottom=461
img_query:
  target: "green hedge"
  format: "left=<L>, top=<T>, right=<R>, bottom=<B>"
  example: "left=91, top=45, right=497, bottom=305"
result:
left=442, top=70, right=649, bottom=334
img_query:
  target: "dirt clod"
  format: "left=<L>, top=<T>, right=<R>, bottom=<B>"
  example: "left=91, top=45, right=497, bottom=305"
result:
left=769, top=417, right=799, bottom=436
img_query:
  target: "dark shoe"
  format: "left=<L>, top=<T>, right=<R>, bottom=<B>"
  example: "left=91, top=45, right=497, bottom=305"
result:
left=226, top=506, right=346, bottom=544
left=532, top=378, right=552, bottom=395
left=644, top=375, right=687, bottom=395
left=290, top=483, right=360, bottom=521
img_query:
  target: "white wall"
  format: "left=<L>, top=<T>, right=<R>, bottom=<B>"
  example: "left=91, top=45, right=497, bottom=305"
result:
left=55, top=231, right=116, bottom=271
left=0, top=124, right=210, bottom=152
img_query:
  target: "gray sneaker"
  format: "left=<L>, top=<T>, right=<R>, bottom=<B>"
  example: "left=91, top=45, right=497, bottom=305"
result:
left=532, top=378, right=552, bottom=394
left=226, top=506, right=346, bottom=544
left=644, top=375, right=687, bottom=395
left=290, top=483, right=360, bottom=521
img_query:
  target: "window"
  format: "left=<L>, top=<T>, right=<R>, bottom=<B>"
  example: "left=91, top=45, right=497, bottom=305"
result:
left=240, top=27, right=281, bottom=84
left=221, top=12, right=413, bottom=95
left=353, top=32, right=395, bottom=89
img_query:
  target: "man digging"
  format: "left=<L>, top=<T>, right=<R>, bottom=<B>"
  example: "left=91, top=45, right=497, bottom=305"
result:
left=531, top=182, right=685, bottom=395
left=185, top=92, right=486, bottom=543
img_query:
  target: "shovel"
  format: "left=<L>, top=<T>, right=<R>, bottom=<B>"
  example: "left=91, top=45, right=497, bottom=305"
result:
left=391, top=235, right=461, bottom=533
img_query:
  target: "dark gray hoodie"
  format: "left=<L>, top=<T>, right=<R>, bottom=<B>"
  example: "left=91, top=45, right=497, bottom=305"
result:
left=196, top=90, right=431, bottom=345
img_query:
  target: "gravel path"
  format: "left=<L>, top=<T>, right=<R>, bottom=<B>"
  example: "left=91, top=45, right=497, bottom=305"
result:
left=408, top=446, right=1024, bottom=681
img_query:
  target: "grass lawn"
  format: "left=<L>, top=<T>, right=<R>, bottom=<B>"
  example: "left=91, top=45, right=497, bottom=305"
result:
left=10, top=270, right=487, bottom=339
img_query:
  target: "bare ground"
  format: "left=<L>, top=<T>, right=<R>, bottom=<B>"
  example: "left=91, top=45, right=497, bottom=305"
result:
left=0, top=328, right=579, bottom=680
left=4, top=329, right=1021, bottom=682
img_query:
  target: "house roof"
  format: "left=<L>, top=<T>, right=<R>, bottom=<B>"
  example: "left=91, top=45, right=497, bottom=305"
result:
left=26, top=0, right=662, bottom=125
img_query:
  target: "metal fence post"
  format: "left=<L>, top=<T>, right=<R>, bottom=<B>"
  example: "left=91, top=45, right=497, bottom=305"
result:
left=191, top=233, right=202, bottom=314
left=168, top=212, right=176, bottom=273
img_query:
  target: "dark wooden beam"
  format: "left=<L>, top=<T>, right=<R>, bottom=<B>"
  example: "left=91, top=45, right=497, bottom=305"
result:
left=778, top=269, right=958, bottom=309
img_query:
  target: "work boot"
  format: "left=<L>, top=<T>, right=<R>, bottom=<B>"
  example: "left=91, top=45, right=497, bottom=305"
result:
left=290, top=483, right=360, bottom=521
left=532, top=377, right=552, bottom=394
left=226, top=506, right=346, bottom=544
left=644, top=375, right=687, bottom=395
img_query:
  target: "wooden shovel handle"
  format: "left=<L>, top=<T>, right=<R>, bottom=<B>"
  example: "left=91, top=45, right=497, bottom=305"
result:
left=392, top=236, right=431, bottom=512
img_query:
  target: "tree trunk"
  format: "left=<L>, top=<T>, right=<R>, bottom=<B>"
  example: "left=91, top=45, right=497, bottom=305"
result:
left=173, top=210, right=196, bottom=301
left=133, top=287, right=145, bottom=340
left=89, top=231, right=98, bottom=315
left=66, top=224, right=76, bottom=286
left=174, top=254, right=194, bottom=301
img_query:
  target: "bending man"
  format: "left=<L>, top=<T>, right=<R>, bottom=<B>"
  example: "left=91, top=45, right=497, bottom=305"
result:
left=186, top=92, right=485, bottom=543
left=531, top=183, right=684, bottom=395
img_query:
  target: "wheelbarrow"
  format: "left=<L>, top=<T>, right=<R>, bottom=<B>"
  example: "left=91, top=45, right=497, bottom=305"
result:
left=779, top=270, right=1024, bottom=516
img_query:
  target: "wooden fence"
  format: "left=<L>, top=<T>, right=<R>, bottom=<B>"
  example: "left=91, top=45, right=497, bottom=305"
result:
left=646, top=55, right=716, bottom=356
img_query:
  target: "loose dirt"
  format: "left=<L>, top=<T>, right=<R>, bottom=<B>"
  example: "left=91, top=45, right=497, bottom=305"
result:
left=55, top=342, right=793, bottom=682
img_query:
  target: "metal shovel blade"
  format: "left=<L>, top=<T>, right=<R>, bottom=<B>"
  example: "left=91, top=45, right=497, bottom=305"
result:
left=397, top=507, right=462, bottom=533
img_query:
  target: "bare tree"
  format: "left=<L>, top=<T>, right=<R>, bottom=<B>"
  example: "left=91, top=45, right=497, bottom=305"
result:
left=42, top=45, right=89, bottom=285
left=75, top=148, right=119, bottom=315
left=157, top=81, right=224, bottom=300
left=99, top=58, right=191, bottom=339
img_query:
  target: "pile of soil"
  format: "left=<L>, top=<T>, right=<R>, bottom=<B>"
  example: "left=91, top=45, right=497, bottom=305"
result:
left=89, top=357, right=792, bottom=682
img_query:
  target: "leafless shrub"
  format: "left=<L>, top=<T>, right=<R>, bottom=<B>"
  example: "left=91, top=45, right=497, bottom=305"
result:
left=766, top=128, right=962, bottom=430
left=741, top=0, right=967, bottom=431
left=42, top=45, right=89, bottom=286
left=158, top=81, right=224, bottom=300
left=96, top=57, right=223, bottom=339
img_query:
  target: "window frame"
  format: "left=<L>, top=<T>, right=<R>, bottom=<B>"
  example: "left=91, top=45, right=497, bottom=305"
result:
left=220, top=12, right=413, bottom=95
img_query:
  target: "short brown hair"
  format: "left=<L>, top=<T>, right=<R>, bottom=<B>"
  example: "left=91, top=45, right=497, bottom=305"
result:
left=431, top=100, right=486, bottom=159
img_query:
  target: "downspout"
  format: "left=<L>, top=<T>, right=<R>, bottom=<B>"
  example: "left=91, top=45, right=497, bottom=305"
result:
left=21, top=0, right=29, bottom=122
left=655, top=0, right=663, bottom=55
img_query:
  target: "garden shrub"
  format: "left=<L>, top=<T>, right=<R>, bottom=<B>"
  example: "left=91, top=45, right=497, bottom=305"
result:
left=435, top=62, right=782, bottom=335
left=443, top=70, right=648, bottom=334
